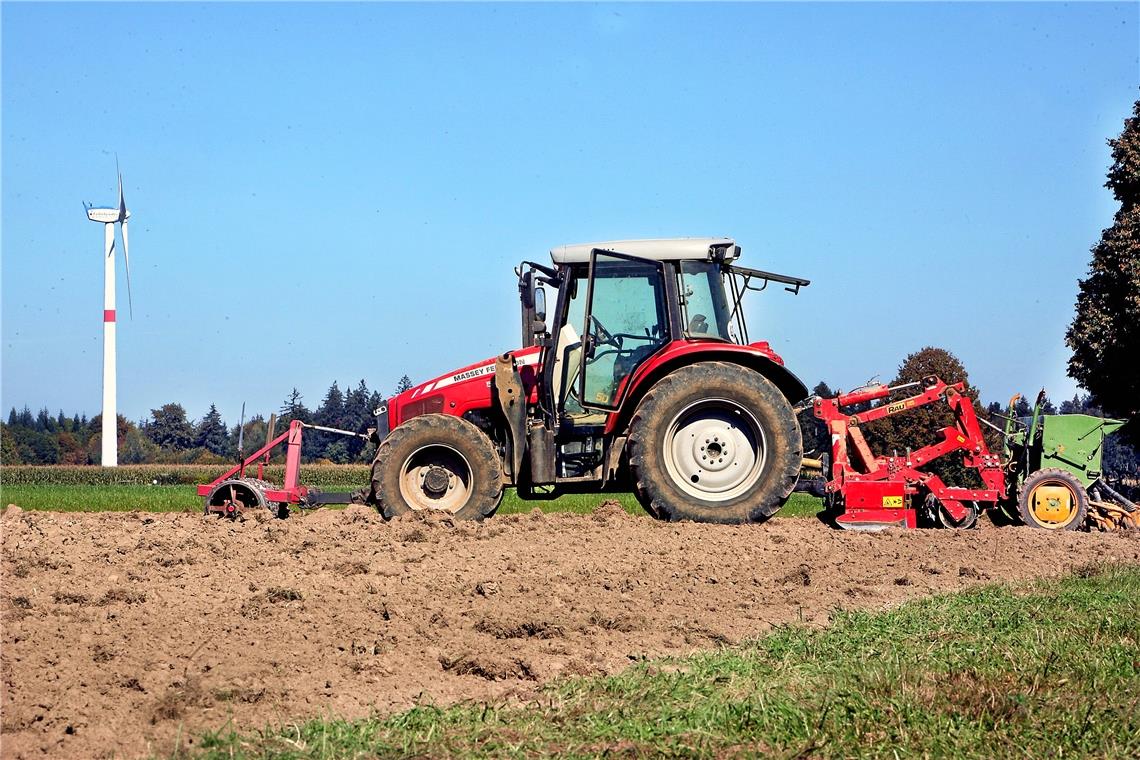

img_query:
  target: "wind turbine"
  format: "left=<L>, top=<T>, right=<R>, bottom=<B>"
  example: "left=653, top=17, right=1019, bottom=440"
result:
left=84, top=165, right=132, bottom=467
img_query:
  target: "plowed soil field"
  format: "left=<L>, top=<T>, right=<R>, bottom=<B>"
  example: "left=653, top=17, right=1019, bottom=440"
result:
left=2, top=505, right=1137, bottom=759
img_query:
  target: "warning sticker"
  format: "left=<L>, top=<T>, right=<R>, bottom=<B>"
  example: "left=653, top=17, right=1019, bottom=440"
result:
left=882, top=495, right=904, bottom=508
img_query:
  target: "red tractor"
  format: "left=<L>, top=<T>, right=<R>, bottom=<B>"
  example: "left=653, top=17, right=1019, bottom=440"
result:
left=364, top=238, right=811, bottom=523
left=201, top=238, right=810, bottom=522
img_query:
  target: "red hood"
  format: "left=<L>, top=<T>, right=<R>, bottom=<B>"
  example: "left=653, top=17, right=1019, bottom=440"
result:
left=389, top=346, right=542, bottom=426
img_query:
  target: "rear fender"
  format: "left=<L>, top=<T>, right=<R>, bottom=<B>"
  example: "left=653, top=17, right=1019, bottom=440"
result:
left=604, top=342, right=809, bottom=436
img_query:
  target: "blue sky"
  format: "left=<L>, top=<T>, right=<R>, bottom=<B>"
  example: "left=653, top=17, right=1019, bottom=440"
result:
left=2, top=2, right=1137, bottom=426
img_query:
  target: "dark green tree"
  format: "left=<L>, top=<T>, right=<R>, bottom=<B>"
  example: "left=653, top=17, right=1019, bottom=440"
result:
left=1066, top=99, right=1140, bottom=441
left=279, top=388, right=311, bottom=422
left=316, top=382, right=346, bottom=428
left=1, top=424, right=22, bottom=464
left=1059, top=394, right=1083, bottom=414
left=20, top=430, right=60, bottom=464
left=863, top=347, right=992, bottom=484
left=196, top=404, right=230, bottom=457
left=323, top=440, right=351, bottom=464
left=313, top=382, right=347, bottom=460
left=144, top=403, right=195, bottom=451
left=121, top=427, right=159, bottom=464
left=343, top=380, right=373, bottom=461
left=278, top=388, right=317, bottom=460
left=230, top=414, right=267, bottom=457
left=799, top=381, right=833, bottom=456
left=395, top=375, right=414, bottom=394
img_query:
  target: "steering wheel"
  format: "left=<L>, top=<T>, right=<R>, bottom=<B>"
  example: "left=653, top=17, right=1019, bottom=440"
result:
left=589, top=314, right=621, bottom=349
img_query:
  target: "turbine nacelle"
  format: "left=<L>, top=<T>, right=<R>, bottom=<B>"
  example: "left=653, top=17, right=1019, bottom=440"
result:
left=85, top=206, right=129, bottom=223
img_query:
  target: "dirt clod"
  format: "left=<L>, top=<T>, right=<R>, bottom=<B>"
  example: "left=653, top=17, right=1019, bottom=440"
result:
left=98, top=588, right=147, bottom=605
left=779, top=564, right=812, bottom=586
left=592, top=500, right=628, bottom=523
left=51, top=591, right=90, bottom=606
left=265, top=586, right=303, bottom=603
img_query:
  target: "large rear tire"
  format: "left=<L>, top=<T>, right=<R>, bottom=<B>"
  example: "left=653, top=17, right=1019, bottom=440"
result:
left=627, top=362, right=802, bottom=523
left=370, top=414, right=504, bottom=521
left=1017, top=468, right=1088, bottom=530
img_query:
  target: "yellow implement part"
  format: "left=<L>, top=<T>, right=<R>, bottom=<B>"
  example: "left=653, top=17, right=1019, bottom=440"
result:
left=1030, top=483, right=1077, bottom=525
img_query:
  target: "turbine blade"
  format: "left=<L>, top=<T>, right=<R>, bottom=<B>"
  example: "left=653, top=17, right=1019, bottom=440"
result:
left=121, top=220, right=134, bottom=319
left=118, top=170, right=126, bottom=220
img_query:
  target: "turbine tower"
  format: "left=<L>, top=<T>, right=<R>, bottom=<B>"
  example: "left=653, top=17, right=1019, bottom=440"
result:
left=84, top=167, right=132, bottom=467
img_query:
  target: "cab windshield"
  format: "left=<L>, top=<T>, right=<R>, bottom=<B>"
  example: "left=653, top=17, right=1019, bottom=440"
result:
left=678, top=261, right=738, bottom=342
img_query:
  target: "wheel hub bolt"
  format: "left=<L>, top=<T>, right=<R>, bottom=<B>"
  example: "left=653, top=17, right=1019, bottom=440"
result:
left=423, top=466, right=451, bottom=495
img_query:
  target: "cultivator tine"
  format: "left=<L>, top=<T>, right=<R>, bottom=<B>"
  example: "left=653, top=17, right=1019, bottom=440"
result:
left=1089, top=501, right=1139, bottom=531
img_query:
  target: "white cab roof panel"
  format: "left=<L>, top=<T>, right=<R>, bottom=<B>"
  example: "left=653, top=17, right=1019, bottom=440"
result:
left=550, top=237, right=737, bottom=264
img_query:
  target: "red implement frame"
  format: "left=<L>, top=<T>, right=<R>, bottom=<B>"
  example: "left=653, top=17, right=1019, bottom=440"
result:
left=196, top=419, right=308, bottom=505
left=812, top=375, right=1007, bottom=529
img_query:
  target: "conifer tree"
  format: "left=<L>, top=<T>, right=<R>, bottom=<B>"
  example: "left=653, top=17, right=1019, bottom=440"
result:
left=1067, top=100, right=1140, bottom=438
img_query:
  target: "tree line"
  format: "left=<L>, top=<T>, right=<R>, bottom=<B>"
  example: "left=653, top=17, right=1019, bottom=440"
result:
left=1, top=375, right=414, bottom=466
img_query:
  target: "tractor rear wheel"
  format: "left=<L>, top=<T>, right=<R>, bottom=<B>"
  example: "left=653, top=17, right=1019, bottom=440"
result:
left=370, top=414, right=503, bottom=521
left=1017, top=468, right=1088, bottom=530
left=627, top=362, right=802, bottom=524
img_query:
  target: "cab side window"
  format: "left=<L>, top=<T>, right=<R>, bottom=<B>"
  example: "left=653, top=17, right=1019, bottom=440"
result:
left=580, top=254, right=669, bottom=409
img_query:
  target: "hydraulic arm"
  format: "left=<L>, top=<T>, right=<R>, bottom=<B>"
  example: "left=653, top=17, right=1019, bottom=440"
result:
left=812, top=375, right=1006, bottom=530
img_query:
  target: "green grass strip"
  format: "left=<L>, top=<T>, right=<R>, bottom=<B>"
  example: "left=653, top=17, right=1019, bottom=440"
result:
left=0, top=483, right=822, bottom=519
left=183, top=565, right=1140, bottom=759
left=0, top=484, right=200, bottom=513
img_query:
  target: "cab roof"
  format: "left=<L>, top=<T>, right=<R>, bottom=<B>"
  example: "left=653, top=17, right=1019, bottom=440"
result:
left=549, top=237, right=738, bottom=265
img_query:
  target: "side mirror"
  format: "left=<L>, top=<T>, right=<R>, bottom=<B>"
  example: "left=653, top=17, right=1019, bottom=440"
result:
left=534, top=286, right=547, bottom=323
left=532, top=286, right=548, bottom=338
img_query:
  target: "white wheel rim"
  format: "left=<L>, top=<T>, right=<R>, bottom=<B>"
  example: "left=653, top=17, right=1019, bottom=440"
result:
left=399, top=444, right=473, bottom=513
left=662, top=398, right=766, bottom=502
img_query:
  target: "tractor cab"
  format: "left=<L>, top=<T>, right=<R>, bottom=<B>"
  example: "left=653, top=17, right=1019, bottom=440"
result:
left=518, top=238, right=809, bottom=426
left=514, top=238, right=809, bottom=489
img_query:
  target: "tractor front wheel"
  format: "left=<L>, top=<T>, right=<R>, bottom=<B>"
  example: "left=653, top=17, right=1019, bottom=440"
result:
left=627, top=362, right=802, bottom=524
left=1017, top=468, right=1088, bottom=530
left=370, top=414, right=503, bottom=521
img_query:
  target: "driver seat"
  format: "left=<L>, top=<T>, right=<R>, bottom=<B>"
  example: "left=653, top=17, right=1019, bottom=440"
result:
left=550, top=322, right=582, bottom=410
left=550, top=322, right=607, bottom=425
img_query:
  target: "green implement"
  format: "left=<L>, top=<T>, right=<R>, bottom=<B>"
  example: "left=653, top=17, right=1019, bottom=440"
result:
left=1002, top=390, right=1134, bottom=531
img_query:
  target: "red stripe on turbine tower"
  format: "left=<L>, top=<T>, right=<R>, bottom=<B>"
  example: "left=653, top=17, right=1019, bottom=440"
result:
left=104, top=309, right=116, bottom=323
